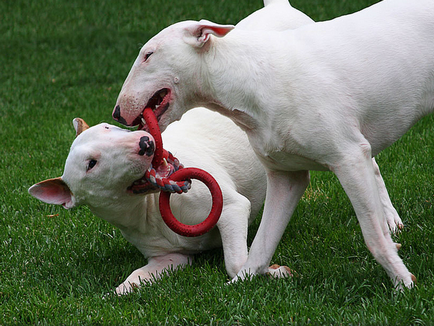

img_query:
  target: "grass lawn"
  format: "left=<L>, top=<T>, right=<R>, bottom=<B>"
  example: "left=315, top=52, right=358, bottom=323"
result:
left=1, top=0, right=434, bottom=324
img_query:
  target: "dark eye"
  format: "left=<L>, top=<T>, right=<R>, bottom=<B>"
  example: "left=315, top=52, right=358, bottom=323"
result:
left=87, top=159, right=97, bottom=171
left=144, top=51, right=153, bottom=62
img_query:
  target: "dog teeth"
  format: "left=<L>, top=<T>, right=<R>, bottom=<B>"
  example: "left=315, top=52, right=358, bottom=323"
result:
left=141, top=117, right=146, bottom=125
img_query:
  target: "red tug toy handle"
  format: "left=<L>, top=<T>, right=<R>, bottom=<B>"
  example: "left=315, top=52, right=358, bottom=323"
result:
left=142, top=108, right=223, bottom=237
left=142, top=108, right=165, bottom=167
left=159, top=168, right=223, bottom=237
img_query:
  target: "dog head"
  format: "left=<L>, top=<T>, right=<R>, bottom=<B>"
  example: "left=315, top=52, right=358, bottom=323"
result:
left=29, top=118, right=157, bottom=210
left=112, top=20, right=234, bottom=133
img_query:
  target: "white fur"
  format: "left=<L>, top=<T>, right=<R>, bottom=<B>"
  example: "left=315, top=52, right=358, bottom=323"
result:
left=236, top=0, right=402, bottom=234
left=29, top=109, right=267, bottom=294
left=29, top=0, right=320, bottom=295
left=114, top=0, right=434, bottom=288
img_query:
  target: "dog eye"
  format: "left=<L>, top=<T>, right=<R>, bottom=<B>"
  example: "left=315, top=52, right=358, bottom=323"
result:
left=87, top=159, right=97, bottom=171
left=144, top=51, right=153, bottom=62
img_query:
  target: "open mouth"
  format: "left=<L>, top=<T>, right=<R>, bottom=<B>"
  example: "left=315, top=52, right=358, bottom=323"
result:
left=137, top=88, right=170, bottom=130
left=127, top=175, right=158, bottom=195
left=127, top=157, right=178, bottom=195
left=127, top=152, right=185, bottom=194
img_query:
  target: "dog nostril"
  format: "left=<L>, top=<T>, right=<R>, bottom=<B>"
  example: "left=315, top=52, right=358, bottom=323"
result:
left=138, top=136, right=155, bottom=157
left=113, top=105, right=120, bottom=120
left=113, top=105, right=121, bottom=120
left=113, top=105, right=128, bottom=125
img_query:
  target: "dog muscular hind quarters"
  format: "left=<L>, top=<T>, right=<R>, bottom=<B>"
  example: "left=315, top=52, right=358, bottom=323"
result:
left=114, top=0, right=434, bottom=289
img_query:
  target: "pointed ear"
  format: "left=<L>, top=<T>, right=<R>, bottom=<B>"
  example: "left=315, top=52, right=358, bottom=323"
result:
left=73, top=118, right=89, bottom=137
left=28, top=177, right=75, bottom=209
left=184, top=20, right=234, bottom=48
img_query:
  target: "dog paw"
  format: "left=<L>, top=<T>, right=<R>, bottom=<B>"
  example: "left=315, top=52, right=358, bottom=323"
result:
left=390, top=221, right=405, bottom=234
left=115, top=281, right=140, bottom=295
left=394, top=273, right=417, bottom=291
left=386, top=213, right=404, bottom=234
left=267, top=264, right=293, bottom=278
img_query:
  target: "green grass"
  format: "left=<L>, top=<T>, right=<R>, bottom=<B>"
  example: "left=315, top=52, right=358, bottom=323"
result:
left=1, top=0, right=434, bottom=324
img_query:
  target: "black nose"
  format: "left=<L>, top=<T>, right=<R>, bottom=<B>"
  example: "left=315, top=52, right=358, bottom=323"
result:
left=113, top=105, right=127, bottom=125
left=138, top=136, right=154, bottom=157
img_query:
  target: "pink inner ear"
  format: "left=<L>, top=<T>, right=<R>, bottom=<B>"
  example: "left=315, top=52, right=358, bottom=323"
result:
left=29, top=177, right=73, bottom=207
left=209, top=26, right=233, bottom=37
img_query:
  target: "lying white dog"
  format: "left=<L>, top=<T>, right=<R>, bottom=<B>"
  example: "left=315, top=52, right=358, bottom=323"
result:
left=113, top=0, right=434, bottom=288
left=29, top=110, right=269, bottom=294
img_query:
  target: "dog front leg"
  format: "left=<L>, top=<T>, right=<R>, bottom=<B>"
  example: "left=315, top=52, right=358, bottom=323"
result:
left=334, top=146, right=414, bottom=288
left=232, top=170, right=310, bottom=282
left=115, top=253, right=192, bottom=295
left=216, top=191, right=251, bottom=278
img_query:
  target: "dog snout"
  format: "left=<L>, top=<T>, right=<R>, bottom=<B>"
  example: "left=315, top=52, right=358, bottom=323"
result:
left=138, top=136, right=155, bottom=157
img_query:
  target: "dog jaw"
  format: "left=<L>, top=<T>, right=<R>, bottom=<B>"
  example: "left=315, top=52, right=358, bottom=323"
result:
left=139, top=88, right=171, bottom=131
left=127, top=176, right=159, bottom=194
left=113, top=88, right=171, bottom=131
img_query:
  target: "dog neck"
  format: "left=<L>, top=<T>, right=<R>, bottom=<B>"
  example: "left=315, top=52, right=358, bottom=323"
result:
left=196, top=31, right=286, bottom=133
left=87, top=193, right=158, bottom=232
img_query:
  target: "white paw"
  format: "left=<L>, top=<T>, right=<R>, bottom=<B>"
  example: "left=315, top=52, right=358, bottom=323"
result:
left=385, top=211, right=404, bottom=234
left=394, top=273, right=416, bottom=291
left=228, top=264, right=294, bottom=284
left=115, top=281, right=139, bottom=295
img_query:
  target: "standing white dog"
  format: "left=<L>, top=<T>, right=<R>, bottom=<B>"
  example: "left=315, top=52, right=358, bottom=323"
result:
left=113, top=0, right=434, bottom=288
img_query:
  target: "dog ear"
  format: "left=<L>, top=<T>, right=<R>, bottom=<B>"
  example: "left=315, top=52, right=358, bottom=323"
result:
left=73, top=118, right=89, bottom=137
left=28, top=177, right=75, bottom=209
left=184, top=20, right=234, bottom=48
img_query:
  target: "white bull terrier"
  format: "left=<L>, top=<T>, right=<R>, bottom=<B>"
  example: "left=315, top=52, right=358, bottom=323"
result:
left=29, top=109, right=272, bottom=294
left=28, top=0, right=317, bottom=295
left=113, top=0, right=434, bottom=288
left=224, top=0, right=403, bottom=235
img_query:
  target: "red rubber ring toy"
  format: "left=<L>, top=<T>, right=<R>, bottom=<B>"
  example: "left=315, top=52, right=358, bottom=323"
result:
left=159, top=167, right=223, bottom=237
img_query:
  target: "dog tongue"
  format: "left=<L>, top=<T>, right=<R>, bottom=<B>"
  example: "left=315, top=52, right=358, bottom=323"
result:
left=155, top=159, right=176, bottom=178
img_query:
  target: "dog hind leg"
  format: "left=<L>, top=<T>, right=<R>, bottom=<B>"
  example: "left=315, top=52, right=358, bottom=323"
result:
left=334, top=144, right=414, bottom=288
left=372, top=158, right=404, bottom=234
left=115, top=253, right=192, bottom=295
